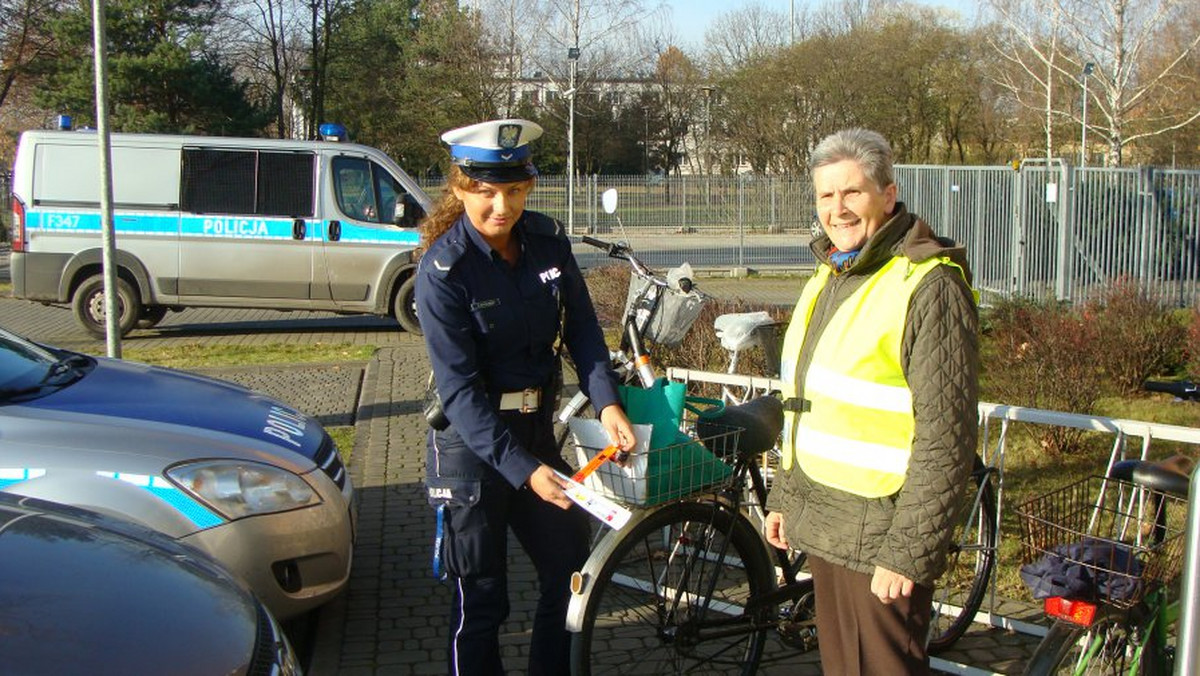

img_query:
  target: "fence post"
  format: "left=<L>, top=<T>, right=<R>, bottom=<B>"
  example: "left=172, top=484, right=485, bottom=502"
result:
left=1056, top=164, right=1075, bottom=301
left=1139, top=167, right=1156, bottom=287
left=738, top=176, right=745, bottom=267
left=769, top=176, right=777, bottom=232
left=681, top=175, right=688, bottom=231
left=1012, top=165, right=1026, bottom=296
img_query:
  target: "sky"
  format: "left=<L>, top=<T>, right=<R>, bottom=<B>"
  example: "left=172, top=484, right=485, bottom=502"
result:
left=662, top=0, right=979, bottom=46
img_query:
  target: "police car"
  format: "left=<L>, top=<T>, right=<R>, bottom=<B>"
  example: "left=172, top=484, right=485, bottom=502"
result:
left=0, top=491, right=301, bottom=675
left=0, top=325, right=354, bottom=620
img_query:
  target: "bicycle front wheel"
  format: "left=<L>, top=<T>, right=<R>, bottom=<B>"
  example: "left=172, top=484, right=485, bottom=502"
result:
left=571, top=501, right=776, bottom=675
left=928, top=455, right=999, bottom=653
left=1022, top=611, right=1159, bottom=675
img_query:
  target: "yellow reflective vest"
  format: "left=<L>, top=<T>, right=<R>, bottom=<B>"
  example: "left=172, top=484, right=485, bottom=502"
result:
left=780, top=255, right=967, bottom=498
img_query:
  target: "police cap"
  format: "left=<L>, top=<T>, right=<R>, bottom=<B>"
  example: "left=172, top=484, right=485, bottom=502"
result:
left=441, top=119, right=541, bottom=183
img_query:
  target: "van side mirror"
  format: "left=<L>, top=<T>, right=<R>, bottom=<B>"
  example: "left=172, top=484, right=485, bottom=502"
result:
left=394, top=194, right=424, bottom=228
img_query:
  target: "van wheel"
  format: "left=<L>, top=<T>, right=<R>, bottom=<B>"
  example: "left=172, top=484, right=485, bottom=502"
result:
left=72, top=274, right=139, bottom=338
left=137, top=305, right=169, bottom=330
left=394, top=275, right=421, bottom=335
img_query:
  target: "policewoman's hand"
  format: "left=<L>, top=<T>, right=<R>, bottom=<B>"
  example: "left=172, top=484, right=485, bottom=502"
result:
left=527, top=464, right=574, bottom=510
left=599, top=404, right=637, bottom=466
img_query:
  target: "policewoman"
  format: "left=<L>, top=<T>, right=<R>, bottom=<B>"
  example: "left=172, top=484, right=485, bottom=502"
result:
left=416, top=119, right=637, bottom=675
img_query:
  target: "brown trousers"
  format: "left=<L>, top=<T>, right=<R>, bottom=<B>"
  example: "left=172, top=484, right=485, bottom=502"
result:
left=809, top=555, right=933, bottom=675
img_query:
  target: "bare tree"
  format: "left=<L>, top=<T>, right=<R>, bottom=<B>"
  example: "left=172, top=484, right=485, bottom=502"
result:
left=700, top=1, right=793, bottom=75
left=986, top=0, right=1200, bottom=165
left=0, top=0, right=60, bottom=112
left=220, top=0, right=312, bottom=138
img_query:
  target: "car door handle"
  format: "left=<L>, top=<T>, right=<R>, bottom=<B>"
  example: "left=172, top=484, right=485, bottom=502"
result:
left=329, top=221, right=341, bottom=242
left=293, top=219, right=306, bottom=240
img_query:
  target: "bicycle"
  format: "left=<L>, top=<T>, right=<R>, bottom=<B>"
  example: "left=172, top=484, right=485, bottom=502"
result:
left=565, top=391, right=1000, bottom=673
left=1016, top=459, right=1191, bottom=674
left=559, top=214, right=998, bottom=671
left=553, top=225, right=707, bottom=453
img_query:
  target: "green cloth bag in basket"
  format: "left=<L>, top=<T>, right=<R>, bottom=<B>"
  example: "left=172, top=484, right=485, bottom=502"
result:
left=619, top=379, right=732, bottom=505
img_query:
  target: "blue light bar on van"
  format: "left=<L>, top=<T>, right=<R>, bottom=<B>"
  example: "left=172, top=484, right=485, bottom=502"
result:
left=319, top=123, right=348, bottom=142
left=56, top=115, right=72, bottom=131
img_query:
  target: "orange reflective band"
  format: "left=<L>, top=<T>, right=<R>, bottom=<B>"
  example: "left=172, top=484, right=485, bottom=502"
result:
left=573, top=445, right=620, bottom=482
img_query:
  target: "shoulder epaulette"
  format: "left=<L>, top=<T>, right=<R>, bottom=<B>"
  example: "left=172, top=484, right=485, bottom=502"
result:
left=422, top=235, right=467, bottom=274
left=522, top=211, right=566, bottom=239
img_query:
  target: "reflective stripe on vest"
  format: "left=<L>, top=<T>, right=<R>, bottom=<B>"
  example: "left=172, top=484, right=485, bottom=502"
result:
left=779, top=255, right=965, bottom=498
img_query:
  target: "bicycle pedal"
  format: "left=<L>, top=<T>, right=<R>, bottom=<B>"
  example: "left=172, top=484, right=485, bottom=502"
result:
left=777, top=618, right=818, bottom=651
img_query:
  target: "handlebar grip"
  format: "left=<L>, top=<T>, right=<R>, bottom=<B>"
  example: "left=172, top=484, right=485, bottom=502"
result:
left=1144, top=380, right=1176, bottom=394
left=1144, top=380, right=1199, bottom=400
left=581, top=235, right=610, bottom=250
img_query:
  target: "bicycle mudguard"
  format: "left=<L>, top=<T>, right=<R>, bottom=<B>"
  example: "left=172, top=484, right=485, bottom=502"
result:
left=564, top=508, right=661, bottom=633
left=695, top=396, right=783, bottom=460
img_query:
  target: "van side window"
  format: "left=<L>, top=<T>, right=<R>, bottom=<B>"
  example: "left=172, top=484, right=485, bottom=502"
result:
left=333, top=156, right=411, bottom=225
left=181, top=148, right=314, bottom=218
left=333, top=157, right=377, bottom=222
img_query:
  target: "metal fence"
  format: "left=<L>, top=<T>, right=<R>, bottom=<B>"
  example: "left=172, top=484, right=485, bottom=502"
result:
left=422, top=164, right=1200, bottom=307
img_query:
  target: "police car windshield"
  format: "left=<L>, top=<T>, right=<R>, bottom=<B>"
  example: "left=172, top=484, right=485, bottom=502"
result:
left=0, top=330, right=84, bottom=399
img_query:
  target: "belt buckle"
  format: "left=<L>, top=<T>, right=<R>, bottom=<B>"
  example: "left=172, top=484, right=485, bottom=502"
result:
left=520, top=387, right=538, bottom=413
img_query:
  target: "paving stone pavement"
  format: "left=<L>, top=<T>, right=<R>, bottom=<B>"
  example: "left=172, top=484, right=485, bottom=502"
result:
left=0, top=282, right=1046, bottom=675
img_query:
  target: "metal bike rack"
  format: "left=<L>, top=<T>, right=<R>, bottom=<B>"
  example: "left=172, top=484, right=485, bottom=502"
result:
left=1175, top=466, right=1200, bottom=675
left=666, top=369, right=1200, bottom=675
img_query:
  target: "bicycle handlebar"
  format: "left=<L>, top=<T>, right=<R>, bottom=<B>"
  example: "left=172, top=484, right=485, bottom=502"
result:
left=1144, top=380, right=1199, bottom=401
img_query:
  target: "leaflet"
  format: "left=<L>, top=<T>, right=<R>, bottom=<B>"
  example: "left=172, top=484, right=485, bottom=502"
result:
left=554, top=470, right=632, bottom=531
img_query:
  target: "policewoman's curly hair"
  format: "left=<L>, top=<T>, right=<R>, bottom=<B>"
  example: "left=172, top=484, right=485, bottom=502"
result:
left=420, top=166, right=474, bottom=249
left=419, top=166, right=536, bottom=248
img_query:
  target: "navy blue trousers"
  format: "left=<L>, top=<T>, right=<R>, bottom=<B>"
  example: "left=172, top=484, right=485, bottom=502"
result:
left=427, top=410, right=590, bottom=676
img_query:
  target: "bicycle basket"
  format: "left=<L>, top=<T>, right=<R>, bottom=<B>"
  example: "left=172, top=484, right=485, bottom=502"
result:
left=571, top=416, right=739, bottom=507
left=1014, top=476, right=1188, bottom=608
left=624, top=273, right=705, bottom=348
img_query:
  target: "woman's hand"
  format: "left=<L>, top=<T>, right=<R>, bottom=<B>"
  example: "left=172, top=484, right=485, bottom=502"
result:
left=764, top=512, right=789, bottom=550
left=598, top=404, right=637, bottom=465
left=870, top=566, right=915, bottom=605
left=527, top=464, right=573, bottom=510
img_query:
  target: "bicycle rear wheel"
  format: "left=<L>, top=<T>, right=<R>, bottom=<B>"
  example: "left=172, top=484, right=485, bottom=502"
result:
left=1022, top=610, right=1160, bottom=675
left=571, top=501, right=776, bottom=675
left=928, top=455, right=998, bottom=653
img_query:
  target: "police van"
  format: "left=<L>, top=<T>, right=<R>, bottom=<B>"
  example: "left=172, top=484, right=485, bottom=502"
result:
left=8, top=124, right=431, bottom=336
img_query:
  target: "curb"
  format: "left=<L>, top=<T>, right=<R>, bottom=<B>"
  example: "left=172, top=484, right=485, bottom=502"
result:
left=307, top=349, right=382, bottom=675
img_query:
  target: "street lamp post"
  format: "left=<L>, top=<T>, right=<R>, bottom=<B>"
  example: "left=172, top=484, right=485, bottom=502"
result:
left=566, top=46, right=579, bottom=234
left=642, top=106, right=649, bottom=175
left=700, top=86, right=713, bottom=175
left=1080, top=62, right=1094, bottom=168
left=309, top=0, right=320, bottom=140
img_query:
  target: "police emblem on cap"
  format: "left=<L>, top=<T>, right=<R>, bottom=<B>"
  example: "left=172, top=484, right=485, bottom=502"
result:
left=498, top=124, right=521, bottom=149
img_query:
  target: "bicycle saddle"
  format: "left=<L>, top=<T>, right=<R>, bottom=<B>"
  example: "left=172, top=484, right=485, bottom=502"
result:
left=1109, top=459, right=1191, bottom=498
left=696, top=395, right=784, bottom=460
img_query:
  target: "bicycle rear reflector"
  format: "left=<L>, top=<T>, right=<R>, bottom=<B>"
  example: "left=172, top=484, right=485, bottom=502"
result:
left=1045, top=597, right=1097, bottom=626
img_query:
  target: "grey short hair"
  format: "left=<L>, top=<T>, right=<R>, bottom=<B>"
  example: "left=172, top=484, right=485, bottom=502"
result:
left=810, top=128, right=894, bottom=190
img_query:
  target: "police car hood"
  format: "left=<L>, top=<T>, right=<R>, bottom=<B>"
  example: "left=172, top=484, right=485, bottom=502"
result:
left=11, top=355, right=324, bottom=467
left=0, top=492, right=259, bottom=674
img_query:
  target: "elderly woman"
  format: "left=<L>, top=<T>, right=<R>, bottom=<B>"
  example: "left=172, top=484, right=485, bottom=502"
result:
left=415, top=118, right=635, bottom=676
left=764, top=128, right=980, bottom=674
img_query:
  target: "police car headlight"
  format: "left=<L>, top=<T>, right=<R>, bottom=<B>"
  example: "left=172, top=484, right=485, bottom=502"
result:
left=167, top=461, right=320, bottom=519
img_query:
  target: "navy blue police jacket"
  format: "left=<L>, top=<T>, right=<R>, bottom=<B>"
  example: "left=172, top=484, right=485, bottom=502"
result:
left=415, top=210, right=620, bottom=488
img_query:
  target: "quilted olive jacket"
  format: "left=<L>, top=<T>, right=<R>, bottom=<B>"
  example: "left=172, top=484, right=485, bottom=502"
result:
left=764, top=203, right=980, bottom=587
